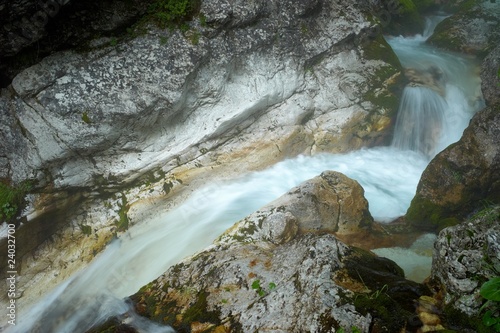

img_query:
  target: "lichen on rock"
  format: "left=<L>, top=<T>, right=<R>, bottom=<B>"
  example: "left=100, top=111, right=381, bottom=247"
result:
left=128, top=171, right=428, bottom=332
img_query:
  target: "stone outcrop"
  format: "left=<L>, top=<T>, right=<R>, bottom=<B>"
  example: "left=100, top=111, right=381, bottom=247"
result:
left=430, top=206, right=500, bottom=329
left=427, top=0, right=500, bottom=56
left=406, top=104, right=500, bottom=231
left=0, top=0, right=403, bottom=194
left=216, top=171, right=374, bottom=241
left=130, top=172, right=427, bottom=333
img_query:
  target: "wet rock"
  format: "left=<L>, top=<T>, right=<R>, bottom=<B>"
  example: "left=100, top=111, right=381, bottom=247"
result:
left=406, top=104, right=500, bottom=231
left=217, top=171, right=373, bottom=243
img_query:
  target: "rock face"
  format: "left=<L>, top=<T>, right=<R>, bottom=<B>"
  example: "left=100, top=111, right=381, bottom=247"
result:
left=131, top=172, right=426, bottom=333
left=481, top=44, right=500, bottom=106
left=406, top=104, right=500, bottom=231
left=0, top=0, right=402, bottom=190
left=428, top=0, right=500, bottom=55
left=431, top=206, right=500, bottom=320
left=0, top=0, right=154, bottom=86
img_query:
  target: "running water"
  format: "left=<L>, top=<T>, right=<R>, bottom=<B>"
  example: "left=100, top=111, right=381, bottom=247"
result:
left=7, top=15, right=483, bottom=333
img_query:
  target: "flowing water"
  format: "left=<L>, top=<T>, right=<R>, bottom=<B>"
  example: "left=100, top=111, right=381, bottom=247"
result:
left=6, top=15, right=483, bottom=333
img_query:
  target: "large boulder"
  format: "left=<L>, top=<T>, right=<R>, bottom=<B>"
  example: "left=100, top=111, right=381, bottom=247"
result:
left=427, top=0, right=500, bottom=56
left=406, top=104, right=500, bottom=231
left=215, top=171, right=374, bottom=240
left=430, top=206, right=500, bottom=330
left=130, top=172, right=427, bottom=333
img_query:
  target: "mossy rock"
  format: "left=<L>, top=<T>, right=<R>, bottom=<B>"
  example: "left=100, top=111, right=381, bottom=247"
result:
left=406, top=195, right=461, bottom=232
left=342, top=247, right=430, bottom=330
left=381, top=0, right=425, bottom=35
left=426, top=16, right=466, bottom=53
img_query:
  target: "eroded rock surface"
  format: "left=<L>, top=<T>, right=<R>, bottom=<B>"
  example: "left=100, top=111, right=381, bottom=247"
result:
left=431, top=206, right=500, bottom=318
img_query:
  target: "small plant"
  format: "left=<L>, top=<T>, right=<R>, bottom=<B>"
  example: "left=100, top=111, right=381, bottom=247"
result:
left=159, top=36, right=168, bottom=45
left=116, top=194, right=130, bottom=232
left=0, top=180, right=32, bottom=221
left=199, top=13, right=206, bottom=26
left=149, top=0, right=198, bottom=28
left=110, top=37, right=118, bottom=46
left=251, top=280, right=277, bottom=297
left=480, top=277, right=500, bottom=331
left=78, top=224, right=92, bottom=236
left=188, top=30, right=200, bottom=45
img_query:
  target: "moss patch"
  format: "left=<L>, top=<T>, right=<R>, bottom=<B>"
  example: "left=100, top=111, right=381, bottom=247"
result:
left=442, top=304, right=491, bottom=332
left=115, top=193, right=130, bottom=232
left=406, top=195, right=461, bottom=232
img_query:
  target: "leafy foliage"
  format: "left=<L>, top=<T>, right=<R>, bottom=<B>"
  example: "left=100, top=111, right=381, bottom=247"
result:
left=0, top=181, right=32, bottom=221
left=149, top=0, right=199, bottom=28
left=480, top=277, right=500, bottom=331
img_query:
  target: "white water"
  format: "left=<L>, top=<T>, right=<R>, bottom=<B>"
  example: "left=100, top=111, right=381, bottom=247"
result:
left=7, top=16, right=483, bottom=333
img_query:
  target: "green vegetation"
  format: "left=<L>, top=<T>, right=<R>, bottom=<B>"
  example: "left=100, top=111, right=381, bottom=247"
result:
left=251, top=279, right=276, bottom=297
left=115, top=193, right=130, bottom=232
left=149, top=0, right=200, bottom=28
left=78, top=223, right=92, bottom=236
left=480, top=277, right=500, bottom=331
left=406, top=195, right=460, bottom=231
left=82, top=111, right=91, bottom=124
left=0, top=181, right=32, bottom=221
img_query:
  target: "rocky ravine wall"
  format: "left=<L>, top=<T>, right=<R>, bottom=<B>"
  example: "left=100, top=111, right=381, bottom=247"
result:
left=0, top=0, right=405, bottom=311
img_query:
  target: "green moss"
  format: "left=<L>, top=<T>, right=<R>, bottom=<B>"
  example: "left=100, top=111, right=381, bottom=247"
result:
left=82, top=111, right=91, bottom=124
left=443, top=304, right=491, bottom=332
left=149, top=0, right=201, bottom=29
left=353, top=289, right=410, bottom=332
left=362, top=35, right=404, bottom=119
left=0, top=180, right=32, bottom=221
left=427, top=17, right=465, bottom=52
left=115, top=193, right=130, bottom=232
left=78, top=224, right=92, bottom=236
left=363, top=34, right=401, bottom=66
left=411, top=0, right=437, bottom=12
left=381, top=0, right=424, bottom=35
left=176, top=291, right=221, bottom=331
left=406, top=195, right=460, bottom=232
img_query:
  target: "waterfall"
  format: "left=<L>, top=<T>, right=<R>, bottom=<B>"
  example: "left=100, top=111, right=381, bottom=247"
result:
left=387, top=15, right=483, bottom=158
left=4, top=15, right=483, bottom=333
left=391, top=85, right=447, bottom=157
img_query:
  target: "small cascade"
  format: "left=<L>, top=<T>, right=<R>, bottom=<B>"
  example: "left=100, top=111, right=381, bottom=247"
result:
left=391, top=84, right=447, bottom=158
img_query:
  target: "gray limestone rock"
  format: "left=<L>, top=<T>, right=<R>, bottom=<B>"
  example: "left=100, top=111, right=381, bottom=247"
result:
left=432, top=206, right=500, bottom=316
